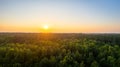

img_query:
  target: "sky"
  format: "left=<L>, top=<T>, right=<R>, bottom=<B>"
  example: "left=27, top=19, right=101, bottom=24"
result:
left=0, top=0, right=120, bottom=33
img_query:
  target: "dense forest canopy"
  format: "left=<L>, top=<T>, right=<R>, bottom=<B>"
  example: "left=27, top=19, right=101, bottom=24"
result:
left=0, top=33, right=120, bottom=67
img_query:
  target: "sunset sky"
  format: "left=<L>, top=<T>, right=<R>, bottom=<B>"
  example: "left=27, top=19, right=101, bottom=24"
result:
left=0, top=0, right=120, bottom=33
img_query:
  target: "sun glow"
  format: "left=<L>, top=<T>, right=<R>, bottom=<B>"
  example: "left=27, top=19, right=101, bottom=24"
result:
left=43, top=25, right=49, bottom=30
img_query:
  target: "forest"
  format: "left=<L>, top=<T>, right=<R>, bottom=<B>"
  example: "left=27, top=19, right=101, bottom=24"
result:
left=0, top=33, right=120, bottom=67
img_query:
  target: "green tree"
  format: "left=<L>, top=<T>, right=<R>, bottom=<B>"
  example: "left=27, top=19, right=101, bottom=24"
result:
left=90, top=61, right=99, bottom=67
left=39, top=57, right=50, bottom=67
left=107, top=56, right=116, bottom=67
left=80, top=61, right=85, bottom=67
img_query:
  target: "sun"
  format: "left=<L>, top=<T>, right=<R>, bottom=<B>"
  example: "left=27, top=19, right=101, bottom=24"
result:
left=43, top=25, right=49, bottom=30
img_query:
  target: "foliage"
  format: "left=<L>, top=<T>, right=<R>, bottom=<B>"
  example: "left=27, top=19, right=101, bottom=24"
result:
left=0, top=33, right=120, bottom=67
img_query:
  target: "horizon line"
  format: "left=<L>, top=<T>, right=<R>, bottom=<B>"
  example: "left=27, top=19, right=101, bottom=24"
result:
left=0, top=31, right=120, bottom=34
